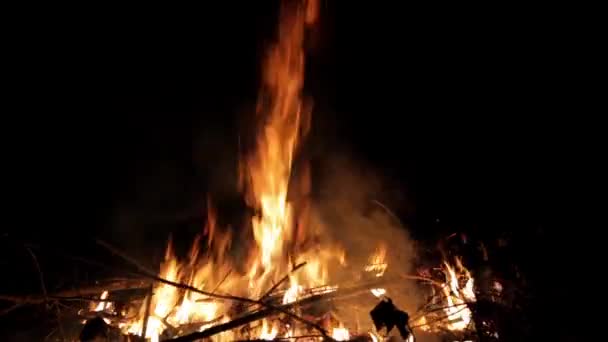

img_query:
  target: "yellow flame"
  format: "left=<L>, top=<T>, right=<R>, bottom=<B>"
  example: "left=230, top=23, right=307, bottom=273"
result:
left=259, top=319, right=279, bottom=340
left=283, top=277, right=303, bottom=304
left=92, top=290, right=109, bottom=312
left=442, top=260, right=476, bottom=331
left=107, top=1, right=354, bottom=339
left=370, top=288, right=386, bottom=298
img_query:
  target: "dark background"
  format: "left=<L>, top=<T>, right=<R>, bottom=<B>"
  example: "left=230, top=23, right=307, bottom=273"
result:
left=2, top=1, right=590, bottom=340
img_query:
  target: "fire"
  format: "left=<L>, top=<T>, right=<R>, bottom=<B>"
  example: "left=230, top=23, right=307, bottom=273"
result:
left=282, top=278, right=303, bottom=304
left=112, top=1, right=346, bottom=340
left=331, top=324, right=350, bottom=341
left=413, top=257, right=478, bottom=333
left=92, top=290, right=109, bottom=312
left=370, top=288, right=386, bottom=298
left=239, top=0, right=319, bottom=292
left=365, top=243, right=388, bottom=277
left=259, top=319, right=279, bottom=340
left=77, top=0, right=495, bottom=340
left=441, top=258, right=476, bottom=331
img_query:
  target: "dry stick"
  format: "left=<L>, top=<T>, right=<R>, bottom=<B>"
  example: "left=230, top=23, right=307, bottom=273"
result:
left=372, top=200, right=405, bottom=227
left=399, top=273, right=444, bottom=287
left=141, top=284, right=154, bottom=338
left=211, top=269, right=233, bottom=294
left=148, top=271, right=333, bottom=341
left=259, top=262, right=307, bottom=301
left=26, top=248, right=49, bottom=304
left=164, top=295, right=324, bottom=342
left=0, top=303, right=23, bottom=316
left=411, top=302, right=470, bottom=321
left=0, top=279, right=150, bottom=305
left=27, top=247, right=66, bottom=342
left=95, top=239, right=158, bottom=276
left=409, top=305, right=470, bottom=330
left=165, top=279, right=393, bottom=342
left=96, top=239, right=335, bottom=341
left=233, top=336, right=323, bottom=342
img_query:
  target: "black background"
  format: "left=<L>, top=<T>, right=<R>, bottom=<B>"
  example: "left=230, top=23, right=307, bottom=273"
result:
left=2, top=1, right=592, bottom=340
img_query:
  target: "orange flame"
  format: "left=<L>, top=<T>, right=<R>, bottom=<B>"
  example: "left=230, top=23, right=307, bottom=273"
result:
left=118, top=1, right=336, bottom=341
left=413, top=257, right=478, bottom=333
left=239, top=0, right=316, bottom=292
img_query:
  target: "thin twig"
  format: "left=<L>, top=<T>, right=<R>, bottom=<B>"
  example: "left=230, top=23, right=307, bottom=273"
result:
left=27, top=248, right=66, bottom=342
left=411, top=302, right=470, bottom=321
left=96, top=239, right=158, bottom=275
left=211, top=268, right=233, bottom=294
left=0, top=303, right=23, bottom=316
left=233, top=335, right=324, bottom=341
left=410, top=305, right=470, bottom=330
left=26, top=248, right=49, bottom=305
left=400, top=273, right=444, bottom=287
left=372, top=200, right=404, bottom=227
left=259, top=262, right=307, bottom=300
left=0, top=279, right=150, bottom=304
left=96, top=238, right=335, bottom=341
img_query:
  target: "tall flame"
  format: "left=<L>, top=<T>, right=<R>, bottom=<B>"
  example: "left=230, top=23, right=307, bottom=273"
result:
left=240, top=0, right=317, bottom=290
left=119, top=1, right=326, bottom=340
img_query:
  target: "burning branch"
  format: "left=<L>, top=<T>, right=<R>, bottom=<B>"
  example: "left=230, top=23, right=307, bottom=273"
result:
left=163, top=279, right=391, bottom=342
left=96, top=237, right=335, bottom=340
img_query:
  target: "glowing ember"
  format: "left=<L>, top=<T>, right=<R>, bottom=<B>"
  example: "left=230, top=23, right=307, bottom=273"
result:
left=283, top=279, right=303, bottom=304
left=92, top=290, right=109, bottom=312
left=259, top=319, right=278, bottom=340
left=370, top=288, right=386, bottom=298
left=331, top=324, right=350, bottom=341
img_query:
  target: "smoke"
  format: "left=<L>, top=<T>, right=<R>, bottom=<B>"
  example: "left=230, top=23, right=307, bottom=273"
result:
left=310, top=154, right=427, bottom=332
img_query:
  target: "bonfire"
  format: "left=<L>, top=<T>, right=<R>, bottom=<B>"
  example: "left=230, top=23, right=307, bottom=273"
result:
left=2, top=1, right=505, bottom=341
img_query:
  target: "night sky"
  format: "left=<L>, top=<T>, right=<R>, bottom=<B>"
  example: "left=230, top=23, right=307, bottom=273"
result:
left=2, top=2, right=588, bottom=340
